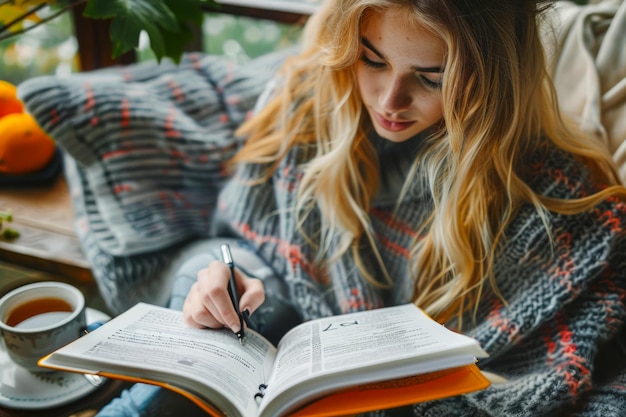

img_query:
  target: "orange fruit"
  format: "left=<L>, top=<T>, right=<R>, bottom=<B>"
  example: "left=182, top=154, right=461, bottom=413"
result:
left=0, top=112, right=56, bottom=174
left=0, top=80, right=24, bottom=119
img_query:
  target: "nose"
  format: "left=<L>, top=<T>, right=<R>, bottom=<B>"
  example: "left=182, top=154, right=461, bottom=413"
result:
left=379, top=75, right=412, bottom=114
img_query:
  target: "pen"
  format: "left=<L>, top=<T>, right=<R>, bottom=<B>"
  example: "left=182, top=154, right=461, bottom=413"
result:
left=220, top=243, right=245, bottom=344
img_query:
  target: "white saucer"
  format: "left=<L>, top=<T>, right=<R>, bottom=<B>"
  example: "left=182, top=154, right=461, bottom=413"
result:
left=0, top=307, right=111, bottom=410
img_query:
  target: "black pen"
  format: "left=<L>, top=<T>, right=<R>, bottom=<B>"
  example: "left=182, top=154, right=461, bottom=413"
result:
left=220, top=243, right=245, bottom=344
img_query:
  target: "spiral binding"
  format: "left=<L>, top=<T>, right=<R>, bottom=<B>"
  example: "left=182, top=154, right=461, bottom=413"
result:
left=254, top=384, right=268, bottom=401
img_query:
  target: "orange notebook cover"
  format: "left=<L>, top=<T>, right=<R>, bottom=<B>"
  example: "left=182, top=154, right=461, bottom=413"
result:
left=290, top=364, right=489, bottom=416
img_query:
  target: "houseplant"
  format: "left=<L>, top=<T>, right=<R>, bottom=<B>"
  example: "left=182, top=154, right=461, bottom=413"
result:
left=0, top=0, right=217, bottom=63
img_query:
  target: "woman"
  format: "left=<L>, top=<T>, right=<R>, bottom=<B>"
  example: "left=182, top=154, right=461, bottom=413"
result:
left=100, top=0, right=626, bottom=416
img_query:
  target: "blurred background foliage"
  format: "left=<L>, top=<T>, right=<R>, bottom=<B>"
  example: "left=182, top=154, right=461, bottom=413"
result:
left=0, top=0, right=591, bottom=86
left=0, top=4, right=304, bottom=85
left=1, top=7, right=78, bottom=85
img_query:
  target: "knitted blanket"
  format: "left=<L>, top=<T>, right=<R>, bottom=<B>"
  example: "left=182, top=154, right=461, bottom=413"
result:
left=18, top=50, right=291, bottom=312
left=212, top=136, right=626, bottom=416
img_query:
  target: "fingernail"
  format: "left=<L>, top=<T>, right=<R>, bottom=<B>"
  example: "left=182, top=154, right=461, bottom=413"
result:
left=242, top=309, right=253, bottom=329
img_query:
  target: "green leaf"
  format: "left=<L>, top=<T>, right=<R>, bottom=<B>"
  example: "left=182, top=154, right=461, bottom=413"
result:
left=0, top=210, right=13, bottom=221
left=108, top=13, right=142, bottom=56
left=165, top=0, right=204, bottom=25
left=81, top=0, right=218, bottom=63
left=86, top=0, right=191, bottom=61
left=142, top=24, right=167, bottom=60
left=83, top=0, right=124, bottom=19
left=2, top=228, right=20, bottom=240
left=161, top=23, right=197, bottom=63
left=161, top=0, right=205, bottom=61
left=86, top=0, right=180, bottom=31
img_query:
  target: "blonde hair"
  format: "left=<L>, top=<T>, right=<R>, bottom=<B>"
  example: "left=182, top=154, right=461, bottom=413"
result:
left=233, top=0, right=626, bottom=323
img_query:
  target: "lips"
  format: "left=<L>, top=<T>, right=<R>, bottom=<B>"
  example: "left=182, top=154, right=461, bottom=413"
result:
left=373, top=112, right=416, bottom=132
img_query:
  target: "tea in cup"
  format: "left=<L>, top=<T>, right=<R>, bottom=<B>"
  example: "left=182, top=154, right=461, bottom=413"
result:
left=0, top=281, right=86, bottom=372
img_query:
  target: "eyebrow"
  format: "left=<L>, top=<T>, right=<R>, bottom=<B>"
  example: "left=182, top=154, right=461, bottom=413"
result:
left=361, top=36, right=444, bottom=74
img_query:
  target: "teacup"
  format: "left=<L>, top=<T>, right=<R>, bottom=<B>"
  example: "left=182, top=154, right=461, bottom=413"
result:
left=0, top=281, right=86, bottom=372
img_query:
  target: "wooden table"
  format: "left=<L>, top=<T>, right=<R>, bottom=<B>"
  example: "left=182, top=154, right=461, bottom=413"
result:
left=0, top=174, right=92, bottom=284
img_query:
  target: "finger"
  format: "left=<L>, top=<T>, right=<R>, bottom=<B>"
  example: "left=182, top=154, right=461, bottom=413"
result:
left=198, top=260, right=244, bottom=334
left=236, top=272, right=265, bottom=317
left=185, top=262, right=230, bottom=328
left=182, top=283, right=223, bottom=329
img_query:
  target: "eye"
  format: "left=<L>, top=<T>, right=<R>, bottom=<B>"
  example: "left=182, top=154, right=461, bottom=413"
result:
left=359, top=53, right=386, bottom=69
left=418, top=75, right=442, bottom=91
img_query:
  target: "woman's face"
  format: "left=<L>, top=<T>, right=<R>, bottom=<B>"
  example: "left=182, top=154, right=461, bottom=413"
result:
left=356, top=8, right=445, bottom=143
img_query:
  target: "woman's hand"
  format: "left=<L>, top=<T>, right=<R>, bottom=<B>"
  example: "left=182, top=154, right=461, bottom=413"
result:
left=182, top=260, right=265, bottom=333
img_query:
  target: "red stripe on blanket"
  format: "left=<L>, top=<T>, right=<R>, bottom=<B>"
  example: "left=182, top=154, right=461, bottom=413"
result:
left=165, top=105, right=181, bottom=138
left=50, top=108, right=60, bottom=127
left=234, top=221, right=324, bottom=281
left=83, top=83, right=99, bottom=126
left=167, top=79, right=185, bottom=102
left=375, top=234, right=410, bottom=259
left=121, top=98, right=130, bottom=128
left=114, top=184, right=134, bottom=194
left=555, top=315, right=592, bottom=398
left=371, top=208, right=419, bottom=238
left=83, top=83, right=95, bottom=111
